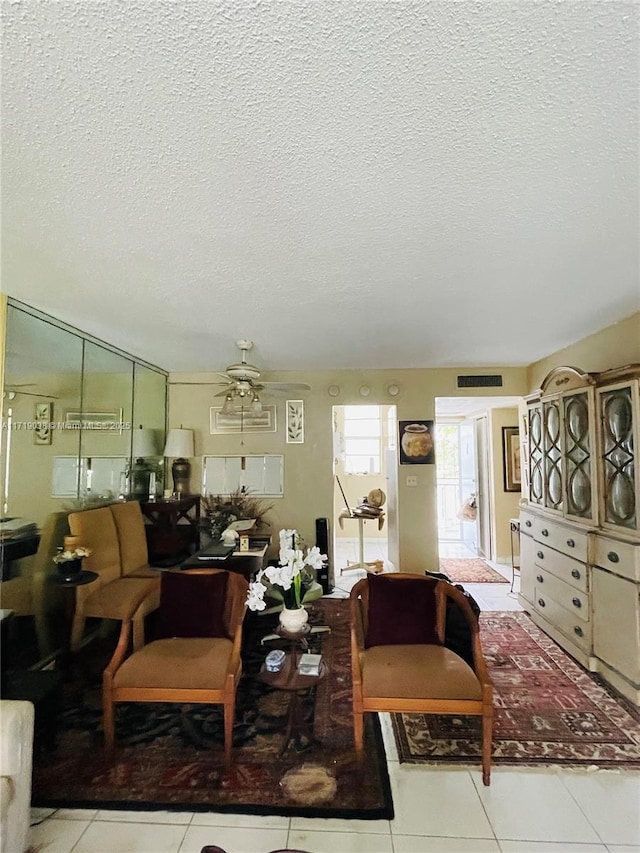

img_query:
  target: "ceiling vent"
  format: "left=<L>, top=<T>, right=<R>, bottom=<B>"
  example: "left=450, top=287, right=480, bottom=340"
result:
left=457, top=375, right=503, bottom=388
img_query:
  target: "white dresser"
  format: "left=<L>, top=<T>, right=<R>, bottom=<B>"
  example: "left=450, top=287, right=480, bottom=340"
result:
left=519, top=364, right=640, bottom=704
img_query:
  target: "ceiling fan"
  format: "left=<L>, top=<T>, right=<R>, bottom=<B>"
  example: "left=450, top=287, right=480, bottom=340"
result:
left=170, top=340, right=311, bottom=415
left=3, top=384, right=60, bottom=400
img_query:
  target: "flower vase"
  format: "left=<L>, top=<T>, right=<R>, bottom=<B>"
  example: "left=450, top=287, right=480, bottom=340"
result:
left=57, top=558, right=82, bottom=581
left=279, top=606, right=308, bottom=633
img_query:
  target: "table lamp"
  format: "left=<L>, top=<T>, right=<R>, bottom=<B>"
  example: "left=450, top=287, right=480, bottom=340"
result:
left=131, top=426, right=159, bottom=499
left=163, top=428, right=194, bottom=496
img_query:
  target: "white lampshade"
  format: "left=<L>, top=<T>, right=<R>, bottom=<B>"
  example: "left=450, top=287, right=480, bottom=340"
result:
left=132, top=426, right=158, bottom=458
left=163, top=428, right=194, bottom=459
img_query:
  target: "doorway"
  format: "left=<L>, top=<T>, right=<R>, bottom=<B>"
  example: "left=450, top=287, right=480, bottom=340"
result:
left=331, top=404, right=397, bottom=574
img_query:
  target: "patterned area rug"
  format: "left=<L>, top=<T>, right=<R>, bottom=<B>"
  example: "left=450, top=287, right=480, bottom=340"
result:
left=393, top=611, right=640, bottom=769
left=439, top=557, right=509, bottom=583
left=32, top=600, right=393, bottom=818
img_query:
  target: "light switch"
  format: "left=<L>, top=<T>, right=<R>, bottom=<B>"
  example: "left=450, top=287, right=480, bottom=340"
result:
left=406, top=475, right=418, bottom=487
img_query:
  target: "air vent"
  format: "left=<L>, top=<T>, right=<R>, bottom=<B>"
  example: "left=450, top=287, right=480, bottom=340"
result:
left=457, top=375, right=503, bottom=388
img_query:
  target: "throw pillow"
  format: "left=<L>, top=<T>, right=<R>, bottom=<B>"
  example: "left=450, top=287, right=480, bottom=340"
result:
left=158, top=570, right=229, bottom=639
left=364, top=573, right=441, bottom=648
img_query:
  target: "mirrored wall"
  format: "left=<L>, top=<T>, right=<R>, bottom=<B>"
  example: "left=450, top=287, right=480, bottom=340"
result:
left=0, top=299, right=167, bottom=668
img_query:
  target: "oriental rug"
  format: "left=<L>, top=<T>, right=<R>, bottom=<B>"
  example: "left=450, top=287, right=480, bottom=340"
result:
left=439, top=557, right=508, bottom=584
left=393, top=611, right=640, bottom=770
left=32, top=599, right=393, bottom=819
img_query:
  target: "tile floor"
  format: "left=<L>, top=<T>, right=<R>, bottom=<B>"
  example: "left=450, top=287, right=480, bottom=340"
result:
left=28, top=543, right=640, bottom=853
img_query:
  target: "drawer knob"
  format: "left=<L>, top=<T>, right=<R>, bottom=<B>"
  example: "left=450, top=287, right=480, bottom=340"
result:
left=574, top=626, right=584, bottom=637
left=571, top=568, right=581, bottom=580
left=538, top=598, right=546, bottom=608
left=536, top=574, right=544, bottom=583
left=541, top=529, right=549, bottom=537
left=607, top=551, right=620, bottom=564
left=572, top=597, right=582, bottom=609
left=525, top=520, right=532, bottom=527
left=566, top=538, right=575, bottom=548
left=537, top=550, right=544, bottom=559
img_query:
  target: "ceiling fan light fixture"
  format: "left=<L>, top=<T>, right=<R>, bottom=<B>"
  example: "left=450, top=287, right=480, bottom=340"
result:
left=250, top=392, right=262, bottom=415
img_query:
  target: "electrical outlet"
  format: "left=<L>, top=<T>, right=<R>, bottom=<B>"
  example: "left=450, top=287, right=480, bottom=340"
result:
left=406, top=475, right=418, bottom=487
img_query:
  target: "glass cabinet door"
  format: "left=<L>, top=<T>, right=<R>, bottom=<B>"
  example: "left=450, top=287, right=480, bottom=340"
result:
left=543, top=398, right=563, bottom=512
left=599, top=384, right=637, bottom=531
left=563, top=391, right=594, bottom=520
left=528, top=403, right=544, bottom=506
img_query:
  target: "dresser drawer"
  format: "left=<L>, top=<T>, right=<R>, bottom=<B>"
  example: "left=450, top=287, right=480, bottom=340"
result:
left=593, top=534, right=640, bottom=581
left=533, top=585, right=592, bottom=651
left=533, top=519, right=589, bottom=562
left=531, top=545, right=588, bottom=593
left=534, top=568, right=590, bottom=623
left=520, top=510, right=537, bottom=537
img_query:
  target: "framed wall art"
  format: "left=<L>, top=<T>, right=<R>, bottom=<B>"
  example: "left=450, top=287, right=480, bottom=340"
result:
left=34, top=401, right=53, bottom=445
left=64, top=409, right=123, bottom=432
left=286, top=400, right=304, bottom=444
left=502, top=426, right=521, bottom=492
left=210, top=405, right=276, bottom=434
left=399, top=420, right=434, bottom=464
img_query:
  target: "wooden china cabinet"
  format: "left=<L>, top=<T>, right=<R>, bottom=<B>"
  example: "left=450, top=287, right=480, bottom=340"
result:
left=519, top=364, right=640, bottom=704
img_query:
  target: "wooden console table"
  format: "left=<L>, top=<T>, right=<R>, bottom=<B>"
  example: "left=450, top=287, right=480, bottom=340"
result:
left=139, top=496, right=200, bottom=562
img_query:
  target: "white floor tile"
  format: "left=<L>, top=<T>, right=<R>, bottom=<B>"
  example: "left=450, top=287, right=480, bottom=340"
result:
left=287, top=828, right=393, bottom=852
left=72, top=819, right=188, bottom=853
left=606, top=847, right=640, bottom=853
left=499, top=843, right=607, bottom=853
left=28, top=817, right=91, bottom=853
left=179, top=823, right=289, bottom=853
left=52, top=808, right=99, bottom=821
left=289, top=816, right=391, bottom=834
left=474, top=769, right=601, bottom=844
left=94, top=808, right=193, bottom=824
left=379, top=712, right=399, bottom=763
left=388, top=765, right=494, bottom=838
left=560, top=771, right=640, bottom=846
left=393, top=836, right=500, bottom=852
left=190, top=811, right=289, bottom=829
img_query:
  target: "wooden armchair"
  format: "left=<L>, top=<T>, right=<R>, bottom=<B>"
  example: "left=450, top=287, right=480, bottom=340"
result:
left=350, top=572, right=493, bottom=785
left=103, top=568, right=249, bottom=767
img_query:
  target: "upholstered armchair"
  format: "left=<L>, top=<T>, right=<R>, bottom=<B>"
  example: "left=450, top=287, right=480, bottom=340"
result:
left=350, top=572, right=493, bottom=785
left=103, top=568, right=249, bottom=768
left=67, top=506, right=160, bottom=652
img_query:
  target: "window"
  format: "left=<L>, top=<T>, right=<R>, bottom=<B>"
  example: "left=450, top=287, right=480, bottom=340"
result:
left=343, top=405, right=382, bottom=474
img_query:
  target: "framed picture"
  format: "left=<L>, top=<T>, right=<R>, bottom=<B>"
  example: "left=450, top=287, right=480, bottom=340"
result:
left=399, top=420, right=434, bottom=464
left=64, top=410, right=124, bottom=432
left=210, top=405, right=276, bottom=434
left=502, top=426, right=521, bottom=492
left=34, top=401, right=53, bottom=445
left=286, top=400, right=304, bottom=444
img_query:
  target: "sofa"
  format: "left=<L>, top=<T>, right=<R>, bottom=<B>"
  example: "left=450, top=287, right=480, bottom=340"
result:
left=67, top=501, right=161, bottom=651
left=0, top=700, right=34, bottom=853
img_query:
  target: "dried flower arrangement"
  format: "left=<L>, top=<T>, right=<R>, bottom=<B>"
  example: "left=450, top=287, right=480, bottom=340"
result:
left=200, top=488, right=274, bottom=540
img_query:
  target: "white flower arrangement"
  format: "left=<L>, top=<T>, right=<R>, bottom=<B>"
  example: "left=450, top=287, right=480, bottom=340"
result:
left=53, top=547, right=91, bottom=564
left=246, top=528, right=326, bottom=612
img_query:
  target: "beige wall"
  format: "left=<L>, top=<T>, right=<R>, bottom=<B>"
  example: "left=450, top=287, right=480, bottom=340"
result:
left=528, top=312, right=640, bottom=391
left=488, top=407, right=521, bottom=564
left=169, top=366, right=528, bottom=572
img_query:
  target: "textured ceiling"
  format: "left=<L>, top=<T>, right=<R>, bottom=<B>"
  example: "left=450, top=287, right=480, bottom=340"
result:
left=2, top=1, right=638, bottom=374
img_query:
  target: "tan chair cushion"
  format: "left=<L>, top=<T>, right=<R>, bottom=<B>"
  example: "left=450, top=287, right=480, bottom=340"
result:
left=68, top=507, right=121, bottom=584
left=113, top=637, right=235, bottom=690
left=109, top=502, right=151, bottom=577
left=361, top=644, right=482, bottom=701
left=82, top=577, right=160, bottom=619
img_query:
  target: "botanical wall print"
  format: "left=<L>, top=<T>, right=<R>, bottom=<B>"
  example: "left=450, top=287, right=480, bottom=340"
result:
left=286, top=400, right=304, bottom=444
left=34, top=401, right=53, bottom=445
left=399, top=420, right=434, bottom=464
left=502, top=426, right=521, bottom=492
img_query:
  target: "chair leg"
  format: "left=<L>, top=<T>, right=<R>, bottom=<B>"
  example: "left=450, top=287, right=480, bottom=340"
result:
left=353, top=709, right=364, bottom=755
left=132, top=615, right=145, bottom=651
left=103, top=694, right=115, bottom=759
left=223, top=699, right=235, bottom=770
left=481, top=708, right=493, bottom=786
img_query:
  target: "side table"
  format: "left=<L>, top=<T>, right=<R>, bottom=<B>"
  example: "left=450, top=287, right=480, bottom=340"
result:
left=139, top=496, right=201, bottom=562
left=53, top=570, right=98, bottom=674
left=259, top=624, right=328, bottom=754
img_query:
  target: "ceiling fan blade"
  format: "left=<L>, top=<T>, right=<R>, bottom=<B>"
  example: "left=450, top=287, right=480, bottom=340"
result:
left=5, top=390, right=60, bottom=399
left=260, top=382, right=312, bottom=393
left=168, top=380, right=230, bottom=386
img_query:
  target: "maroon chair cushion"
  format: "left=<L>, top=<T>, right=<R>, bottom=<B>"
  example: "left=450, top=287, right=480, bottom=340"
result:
left=364, top=573, right=441, bottom=648
left=158, top=571, right=229, bottom=639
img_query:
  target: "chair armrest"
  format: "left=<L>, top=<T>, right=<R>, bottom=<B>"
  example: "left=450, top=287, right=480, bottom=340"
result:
left=103, top=579, right=160, bottom=681
left=443, top=583, right=493, bottom=692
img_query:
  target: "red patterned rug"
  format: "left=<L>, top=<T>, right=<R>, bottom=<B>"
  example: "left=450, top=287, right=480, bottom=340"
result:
left=393, top=611, right=640, bottom=769
left=32, top=600, right=393, bottom=818
left=439, top=557, right=509, bottom=583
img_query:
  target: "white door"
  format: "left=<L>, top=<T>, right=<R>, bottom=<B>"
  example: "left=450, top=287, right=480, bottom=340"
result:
left=475, top=416, right=492, bottom=559
left=459, top=420, right=478, bottom=552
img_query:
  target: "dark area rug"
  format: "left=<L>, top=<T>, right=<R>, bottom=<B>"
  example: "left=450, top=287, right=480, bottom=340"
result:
left=393, top=611, right=640, bottom=769
left=439, top=557, right=508, bottom=583
left=32, top=599, right=393, bottom=819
